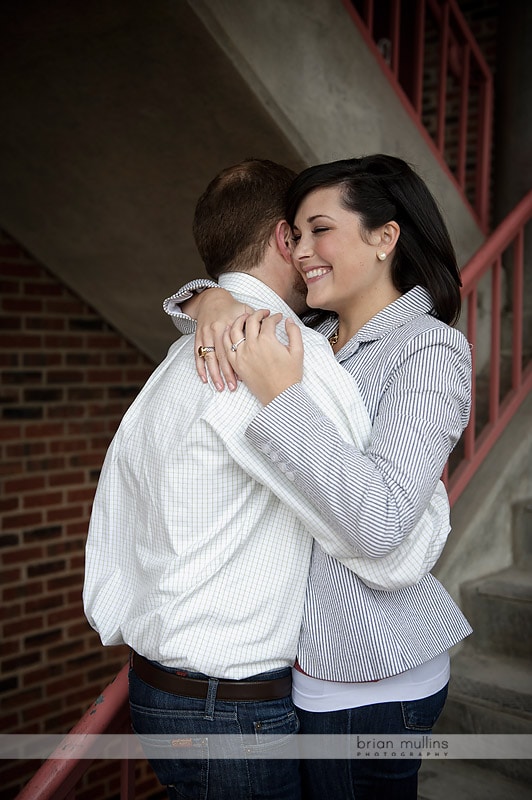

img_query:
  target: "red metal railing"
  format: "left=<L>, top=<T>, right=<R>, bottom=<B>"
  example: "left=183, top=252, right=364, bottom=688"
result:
left=447, top=189, right=532, bottom=504
left=15, top=664, right=134, bottom=800
left=15, top=191, right=532, bottom=799
left=341, top=0, right=493, bottom=232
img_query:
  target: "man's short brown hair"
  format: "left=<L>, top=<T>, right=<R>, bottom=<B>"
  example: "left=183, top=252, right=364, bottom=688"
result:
left=193, top=159, right=297, bottom=279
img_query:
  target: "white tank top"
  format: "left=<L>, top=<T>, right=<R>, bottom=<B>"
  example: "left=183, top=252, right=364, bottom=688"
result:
left=292, top=652, right=450, bottom=712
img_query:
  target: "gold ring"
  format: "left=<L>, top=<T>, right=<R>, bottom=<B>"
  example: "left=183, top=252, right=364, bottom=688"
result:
left=198, top=346, right=215, bottom=358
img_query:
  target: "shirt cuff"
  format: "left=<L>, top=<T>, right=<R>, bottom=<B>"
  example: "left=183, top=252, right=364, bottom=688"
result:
left=245, top=383, right=322, bottom=465
left=162, top=279, right=220, bottom=334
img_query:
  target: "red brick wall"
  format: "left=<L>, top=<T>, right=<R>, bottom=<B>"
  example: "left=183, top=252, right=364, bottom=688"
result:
left=0, top=230, right=164, bottom=798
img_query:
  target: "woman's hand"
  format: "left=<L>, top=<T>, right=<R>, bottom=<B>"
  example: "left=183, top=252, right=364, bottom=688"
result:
left=223, top=309, right=304, bottom=405
left=190, top=288, right=254, bottom=390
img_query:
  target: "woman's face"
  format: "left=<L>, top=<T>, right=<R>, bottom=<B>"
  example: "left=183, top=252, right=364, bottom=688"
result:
left=291, top=186, right=395, bottom=316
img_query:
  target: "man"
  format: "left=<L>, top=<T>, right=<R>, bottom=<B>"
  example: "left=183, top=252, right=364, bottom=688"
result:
left=83, top=159, right=449, bottom=800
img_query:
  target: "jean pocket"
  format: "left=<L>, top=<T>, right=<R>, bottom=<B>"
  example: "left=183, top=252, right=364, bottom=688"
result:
left=131, top=728, right=209, bottom=800
left=401, top=683, right=449, bottom=732
left=248, top=707, right=300, bottom=754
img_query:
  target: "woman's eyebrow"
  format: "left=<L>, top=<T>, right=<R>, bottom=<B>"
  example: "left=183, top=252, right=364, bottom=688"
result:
left=306, top=214, right=335, bottom=223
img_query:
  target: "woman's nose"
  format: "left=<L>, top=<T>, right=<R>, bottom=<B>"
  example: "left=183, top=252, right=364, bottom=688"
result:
left=293, top=237, right=312, bottom=259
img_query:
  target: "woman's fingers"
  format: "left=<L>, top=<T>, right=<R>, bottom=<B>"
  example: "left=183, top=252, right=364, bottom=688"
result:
left=228, top=312, right=252, bottom=344
left=191, top=290, right=250, bottom=390
left=212, top=321, right=239, bottom=390
left=195, top=321, right=225, bottom=389
left=254, top=311, right=283, bottom=339
left=196, top=316, right=249, bottom=391
left=229, top=308, right=273, bottom=345
left=194, top=329, right=210, bottom=384
left=233, top=310, right=281, bottom=349
left=222, top=325, right=235, bottom=359
left=285, top=317, right=304, bottom=359
left=222, top=313, right=304, bottom=406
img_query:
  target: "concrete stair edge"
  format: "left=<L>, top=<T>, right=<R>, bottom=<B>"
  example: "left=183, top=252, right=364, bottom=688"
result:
left=445, top=650, right=532, bottom=716
left=418, top=759, right=532, bottom=800
left=459, top=564, right=532, bottom=658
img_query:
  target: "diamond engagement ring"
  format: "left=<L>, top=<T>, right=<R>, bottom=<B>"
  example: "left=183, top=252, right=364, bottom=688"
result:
left=230, top=337, right=246, bottom=352
left=198, top=346, right=215, bottom=358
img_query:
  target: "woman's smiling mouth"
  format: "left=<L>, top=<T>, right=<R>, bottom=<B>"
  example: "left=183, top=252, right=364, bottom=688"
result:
left=304, top=267, right=332, bottom=281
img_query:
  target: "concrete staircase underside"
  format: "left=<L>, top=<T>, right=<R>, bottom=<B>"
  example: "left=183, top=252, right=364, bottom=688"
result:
left=0, top=0, right=305, bottom=362
left=0, top=0, right=484, bottom=363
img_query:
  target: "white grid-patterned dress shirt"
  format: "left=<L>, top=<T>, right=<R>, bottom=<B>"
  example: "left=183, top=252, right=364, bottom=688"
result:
left=84, top=274, right=452, bottom=678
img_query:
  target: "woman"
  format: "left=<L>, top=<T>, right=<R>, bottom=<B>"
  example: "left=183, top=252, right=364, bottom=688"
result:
left=175, top=155, right=472, bottom=799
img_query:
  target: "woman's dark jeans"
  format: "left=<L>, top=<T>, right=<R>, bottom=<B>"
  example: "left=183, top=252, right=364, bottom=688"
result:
left=297, top=684, right=448, bottom=800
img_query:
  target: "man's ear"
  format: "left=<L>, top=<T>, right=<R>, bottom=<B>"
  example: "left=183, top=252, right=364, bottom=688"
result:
left=275, top=220, right=293, bottom=264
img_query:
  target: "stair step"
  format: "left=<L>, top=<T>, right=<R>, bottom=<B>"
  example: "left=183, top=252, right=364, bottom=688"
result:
left=418, top=759, right=532, bottom=800
left=461, top=566, right=532, bottom=657
left=434, top=651, right=532, bottom=784
left=442, top=650, right=532, bottom=717
left=474, top=566, right=532, bottom=600
left=512, top=500, right=532, bottom=566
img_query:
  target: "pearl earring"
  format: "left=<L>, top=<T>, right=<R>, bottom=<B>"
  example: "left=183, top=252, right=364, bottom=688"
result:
left=377, top=252, right=387, bottom=261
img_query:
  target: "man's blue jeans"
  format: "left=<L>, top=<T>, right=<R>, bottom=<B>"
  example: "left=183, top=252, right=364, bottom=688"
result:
left=297, top=684, right=448, bottom=800
left=129, top=662, right=301, bottom=800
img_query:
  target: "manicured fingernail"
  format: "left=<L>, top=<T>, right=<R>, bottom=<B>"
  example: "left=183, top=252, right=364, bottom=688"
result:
left=201, top=375, right=207, bottom=383
left=228, top=382, right=235, bottom=391
left=215, top=382, right=223, bottom=391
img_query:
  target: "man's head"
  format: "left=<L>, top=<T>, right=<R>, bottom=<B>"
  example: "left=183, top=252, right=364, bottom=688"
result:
left=193, top=159, right=297, bottom=280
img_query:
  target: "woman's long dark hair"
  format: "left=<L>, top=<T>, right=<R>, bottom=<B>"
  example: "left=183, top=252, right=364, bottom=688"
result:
left=286, top=155, right=462, bottom=324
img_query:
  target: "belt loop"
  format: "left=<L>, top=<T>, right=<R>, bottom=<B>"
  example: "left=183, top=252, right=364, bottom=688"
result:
left=204, top=678, right=219, bottom=720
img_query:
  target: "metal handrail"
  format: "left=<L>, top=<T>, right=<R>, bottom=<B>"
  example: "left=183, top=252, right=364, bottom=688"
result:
left=15, top=664, right=134, bottom=800
left=447, top=189, right=532, bottom=504
left=341, top=0, right=493, bottom=232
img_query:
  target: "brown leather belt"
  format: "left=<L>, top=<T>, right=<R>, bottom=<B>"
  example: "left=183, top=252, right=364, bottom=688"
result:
left=131, top=653, right=292, bottom=702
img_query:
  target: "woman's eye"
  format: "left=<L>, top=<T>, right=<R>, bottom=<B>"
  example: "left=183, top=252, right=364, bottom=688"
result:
left=313, top=227, right=329, bottom=234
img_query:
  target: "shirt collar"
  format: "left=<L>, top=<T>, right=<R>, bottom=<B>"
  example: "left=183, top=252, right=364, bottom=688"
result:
left=219, top=273, right=305, bottom=327
left=335, top=286, right=435, bottom=358
left=357, top=286, right=434, bottom=341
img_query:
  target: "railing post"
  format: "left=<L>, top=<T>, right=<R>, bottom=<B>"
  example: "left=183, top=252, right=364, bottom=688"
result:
left=512, top=229, right=525, bottom=391
left=390, top=0, right=401, bottom=76
left=489, top=256, right=502, bottom=423
left=457, top=43, right=470, bottom=189
left=412, top=0, right=426, bottom=114
left=120, top=754, right=136, bottom=800
left=361, top=0, right=374, bottom=31
left=464, top=288, right=477, bottom=461
left=436, top=1, right=450, bottom=155
left=476, top=75, right=493, bottom=231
